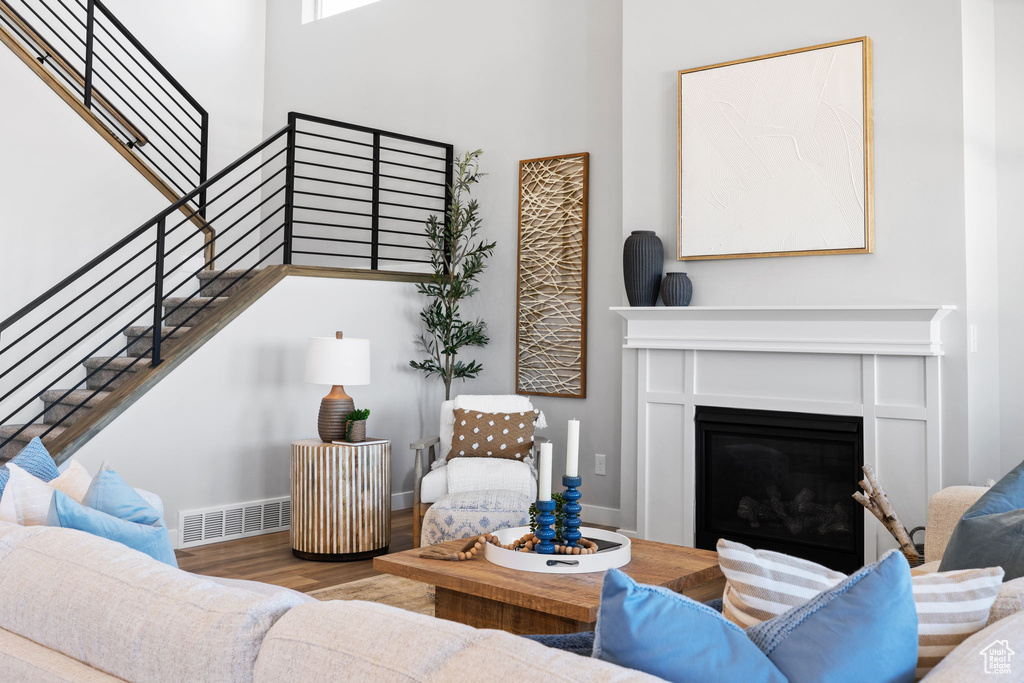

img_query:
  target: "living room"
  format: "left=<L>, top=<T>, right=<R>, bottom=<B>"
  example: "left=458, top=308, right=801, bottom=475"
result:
left=1, top=0, right=1023, bottom=680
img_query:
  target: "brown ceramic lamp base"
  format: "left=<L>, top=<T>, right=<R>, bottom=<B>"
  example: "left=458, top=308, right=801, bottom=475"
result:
left=317, top=384, right=355, bottom=443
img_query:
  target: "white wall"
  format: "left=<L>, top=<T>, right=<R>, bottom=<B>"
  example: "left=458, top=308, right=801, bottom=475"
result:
left=0, top=45, right=169, bottom=316
left=618, top=0, right=988, bottom=531
left=0, top=0, right=267, bottom=316
left=73, top=275, right=429, bottom=540
left=961, top=0, right=1001, bottom=484
left=996, top=0, right=1024, bottom=476
left=263, top=0, right=625, bottom=517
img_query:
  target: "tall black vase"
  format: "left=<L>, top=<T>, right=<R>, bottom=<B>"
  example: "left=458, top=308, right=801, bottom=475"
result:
left=623, top=231, right=664, bottom=306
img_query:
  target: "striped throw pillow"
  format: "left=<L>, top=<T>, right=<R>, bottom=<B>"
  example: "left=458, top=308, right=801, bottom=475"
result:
left=717, top=539, right=1005, bottom=679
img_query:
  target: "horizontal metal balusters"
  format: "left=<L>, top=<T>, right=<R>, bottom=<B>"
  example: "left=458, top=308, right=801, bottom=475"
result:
left=0, top=111, right=451, bottom=458
left=0, top=0, right=209, bottom=200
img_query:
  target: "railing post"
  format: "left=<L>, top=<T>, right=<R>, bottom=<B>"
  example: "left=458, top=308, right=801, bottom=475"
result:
left=83, top=0, right=96, bottom=108
left=283, top=113, right=297, bottom=265
left=370, top=132, right=381, bottom=271
left=444, top=144, right=454, bottom=273
left=151, top=218, right=165, bottom=367
left=198, top=111, right=209, bottom=217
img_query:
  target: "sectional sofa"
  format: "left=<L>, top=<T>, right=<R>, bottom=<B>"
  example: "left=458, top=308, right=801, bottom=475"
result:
left=0, top=486, right=1022, bottom=681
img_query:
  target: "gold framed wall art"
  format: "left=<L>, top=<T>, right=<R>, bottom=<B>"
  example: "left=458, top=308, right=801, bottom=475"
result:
left=678, top=37, right=873, bottom=260
left=516, top=152, right=588, bottom=399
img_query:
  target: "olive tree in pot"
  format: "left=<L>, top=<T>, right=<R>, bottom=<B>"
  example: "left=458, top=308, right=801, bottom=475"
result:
left=410, top=150, right=496, bottom=400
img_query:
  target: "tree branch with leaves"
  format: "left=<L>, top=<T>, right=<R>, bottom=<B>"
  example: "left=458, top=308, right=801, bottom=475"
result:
left=410, top=150, right=496, bottom=400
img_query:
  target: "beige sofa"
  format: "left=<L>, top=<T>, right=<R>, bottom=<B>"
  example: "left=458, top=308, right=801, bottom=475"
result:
left=0, top=521, right=653, bottom=682
left=1, top=486, right=1022, bottom=682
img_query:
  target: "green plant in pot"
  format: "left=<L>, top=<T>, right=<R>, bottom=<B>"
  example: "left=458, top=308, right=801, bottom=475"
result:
left=345, top=408, right=370, bottom=443
left=410, top=149, right=496, bottom=400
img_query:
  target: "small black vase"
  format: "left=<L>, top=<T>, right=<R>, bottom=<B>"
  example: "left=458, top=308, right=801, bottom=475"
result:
left=623, top=230, right=663, bottom=306
left=661, top=272, right=693, bottom=306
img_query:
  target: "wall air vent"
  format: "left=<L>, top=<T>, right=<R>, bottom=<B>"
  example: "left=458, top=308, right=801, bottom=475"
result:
left=178, top=496, right=291, bottom=548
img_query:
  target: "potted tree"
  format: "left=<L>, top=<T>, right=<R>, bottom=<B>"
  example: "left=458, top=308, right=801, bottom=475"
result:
left=410, top=150, right=496, bottom=400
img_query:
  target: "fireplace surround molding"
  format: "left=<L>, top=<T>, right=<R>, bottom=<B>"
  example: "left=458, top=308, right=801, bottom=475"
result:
left=614, top=305, right=955, bottom=565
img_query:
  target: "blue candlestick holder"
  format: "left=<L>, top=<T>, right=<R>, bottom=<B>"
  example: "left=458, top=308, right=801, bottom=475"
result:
left=534, top=499, right=556, bottom=554
left=562, top=475, right=583, bottom=547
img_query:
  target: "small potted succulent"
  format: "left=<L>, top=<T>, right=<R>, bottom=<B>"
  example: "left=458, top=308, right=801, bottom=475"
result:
left=345, top=408, right=370, bottom=442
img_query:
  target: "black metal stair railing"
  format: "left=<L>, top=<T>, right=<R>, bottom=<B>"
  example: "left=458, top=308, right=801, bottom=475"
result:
left=0, top=0, right=209, bottom=200
left=0, top=113, right=453, bottom=456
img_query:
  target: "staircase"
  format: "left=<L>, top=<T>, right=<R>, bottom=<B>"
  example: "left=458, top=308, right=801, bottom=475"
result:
left=0, top=3, right=453, bottom=468
left=0, top=270, right=257, bottom=460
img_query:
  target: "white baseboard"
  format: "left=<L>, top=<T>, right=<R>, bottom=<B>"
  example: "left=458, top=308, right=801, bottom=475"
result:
left=581, top=503, right=620, bottom=527
left=392, top=491, right=413, bottom=510
left=169, top=529, right=179, bottom=549
left=616, top=528, right=639, bottom=539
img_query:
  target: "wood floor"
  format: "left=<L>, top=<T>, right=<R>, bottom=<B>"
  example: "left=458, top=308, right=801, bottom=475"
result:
left=174, top=508, right=416, bottom=593
left=174, top=508, right=727, bottom=602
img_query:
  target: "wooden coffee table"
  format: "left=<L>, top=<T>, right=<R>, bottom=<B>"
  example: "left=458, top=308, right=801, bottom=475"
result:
left=373, top=537, right=721, bottom=635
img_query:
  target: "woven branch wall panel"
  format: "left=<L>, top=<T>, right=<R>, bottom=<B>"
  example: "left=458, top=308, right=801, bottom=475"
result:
left=516, top=152, right=588, bottom=398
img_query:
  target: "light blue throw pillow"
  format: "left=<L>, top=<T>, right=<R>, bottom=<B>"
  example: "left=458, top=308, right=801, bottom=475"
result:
left=46, top=491, right=177, bottom=566
left=0, top=437, right=59, bottom=497
left=747, top=550, right=918, bottom=682
left=83, top=465, right=162, bottom=527
left=593, top=569, right=787, bottom=682
left=594, top=550, right=917, bottom=683
left=939, top=459, right=1024, bottom=579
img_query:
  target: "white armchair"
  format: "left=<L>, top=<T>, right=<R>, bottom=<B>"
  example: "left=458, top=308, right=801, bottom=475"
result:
left=410, top=395, right=547, bottom=547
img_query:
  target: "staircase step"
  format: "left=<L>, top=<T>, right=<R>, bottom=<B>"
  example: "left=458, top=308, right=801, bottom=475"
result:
left=123, top=325, right=192, bottom=358
left=41, top=390, right=112, bottom=426
left=0, top=424, right=66, bottom=462
left=197, top=269, right=260, bottom=298
left=84, top=356, right=147, bottom=391
left=163, top=296, right=228, bottom=327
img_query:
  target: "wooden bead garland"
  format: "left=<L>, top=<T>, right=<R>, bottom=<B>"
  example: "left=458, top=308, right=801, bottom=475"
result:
left=484, top=533, right=597, bottom=555
left=419, top=533, right=598, bottom=561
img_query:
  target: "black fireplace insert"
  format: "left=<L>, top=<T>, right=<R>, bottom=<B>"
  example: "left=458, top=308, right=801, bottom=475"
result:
left=694, top=406, right=864, bottom=573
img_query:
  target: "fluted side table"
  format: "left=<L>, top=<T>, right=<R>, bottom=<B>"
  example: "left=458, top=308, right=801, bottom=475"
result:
left=291, top=438, right=391, bottom=561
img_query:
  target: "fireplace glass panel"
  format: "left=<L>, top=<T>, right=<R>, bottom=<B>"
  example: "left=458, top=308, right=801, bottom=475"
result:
left=695, top=407, right=864, bottom=573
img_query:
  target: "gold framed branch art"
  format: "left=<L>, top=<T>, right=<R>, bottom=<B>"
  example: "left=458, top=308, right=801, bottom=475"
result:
left=516, top=152, right=588, bottom=399
left=677, top=37, right=873, bottom=260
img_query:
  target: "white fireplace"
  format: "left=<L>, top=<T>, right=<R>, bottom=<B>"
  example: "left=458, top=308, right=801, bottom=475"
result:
left=614, top=305, right=955, bottom=565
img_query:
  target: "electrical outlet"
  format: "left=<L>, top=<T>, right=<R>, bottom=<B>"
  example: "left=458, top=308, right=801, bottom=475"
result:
left=595, top=453, right=607, bottom=476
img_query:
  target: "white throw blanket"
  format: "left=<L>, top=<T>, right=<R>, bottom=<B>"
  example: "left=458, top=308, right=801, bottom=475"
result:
left=445, top=458, right=537, bottom=499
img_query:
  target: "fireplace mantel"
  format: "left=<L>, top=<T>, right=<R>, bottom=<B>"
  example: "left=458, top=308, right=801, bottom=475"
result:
left=612, top=305, right=955, bottom=356
left=613, top=304, right=957, bottom=564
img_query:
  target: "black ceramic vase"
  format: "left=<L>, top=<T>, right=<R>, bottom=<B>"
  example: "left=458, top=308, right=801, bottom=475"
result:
left=623, top=230, right=663, bottom=306
left=661, top=272, right=693, bottom=307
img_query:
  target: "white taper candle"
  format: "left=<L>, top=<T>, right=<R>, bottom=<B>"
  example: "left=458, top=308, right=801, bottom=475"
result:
left=566, top=419, right=580, bottom=477
left=538, top=441, right=553, bottom=501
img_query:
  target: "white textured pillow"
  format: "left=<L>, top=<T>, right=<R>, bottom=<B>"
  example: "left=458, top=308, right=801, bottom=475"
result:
left=53, top=460, right=93, bottom=502
left=0, top=460, right=94, bottom=526
left=445, top=458, right=536, bottom=499
left=0, top=464, right=56, bottom=525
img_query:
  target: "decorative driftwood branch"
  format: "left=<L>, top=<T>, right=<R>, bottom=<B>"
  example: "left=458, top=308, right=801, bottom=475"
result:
left=853, top=465, right=920, bottom=564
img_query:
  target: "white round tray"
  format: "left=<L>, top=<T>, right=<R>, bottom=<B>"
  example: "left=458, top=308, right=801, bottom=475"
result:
left=483, top=526, right=631, bottom=574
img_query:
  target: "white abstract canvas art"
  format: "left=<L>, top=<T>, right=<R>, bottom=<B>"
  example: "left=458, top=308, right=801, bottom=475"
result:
left=678, top=38, right=873, bottom=260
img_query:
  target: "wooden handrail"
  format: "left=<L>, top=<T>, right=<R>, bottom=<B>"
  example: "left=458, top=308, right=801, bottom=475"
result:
left=0, top=1, right=148, bottom=146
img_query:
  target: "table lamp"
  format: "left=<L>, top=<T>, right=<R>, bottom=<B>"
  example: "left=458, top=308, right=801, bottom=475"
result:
left=305, top=331, right=371, bottom=442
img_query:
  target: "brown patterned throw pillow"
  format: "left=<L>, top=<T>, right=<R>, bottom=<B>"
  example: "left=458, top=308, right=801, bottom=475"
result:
left=446, top=409, right=539, bottom=461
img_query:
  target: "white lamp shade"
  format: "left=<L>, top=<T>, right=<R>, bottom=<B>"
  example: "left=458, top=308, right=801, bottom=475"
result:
left=304, top=336, right=371, bottom=386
